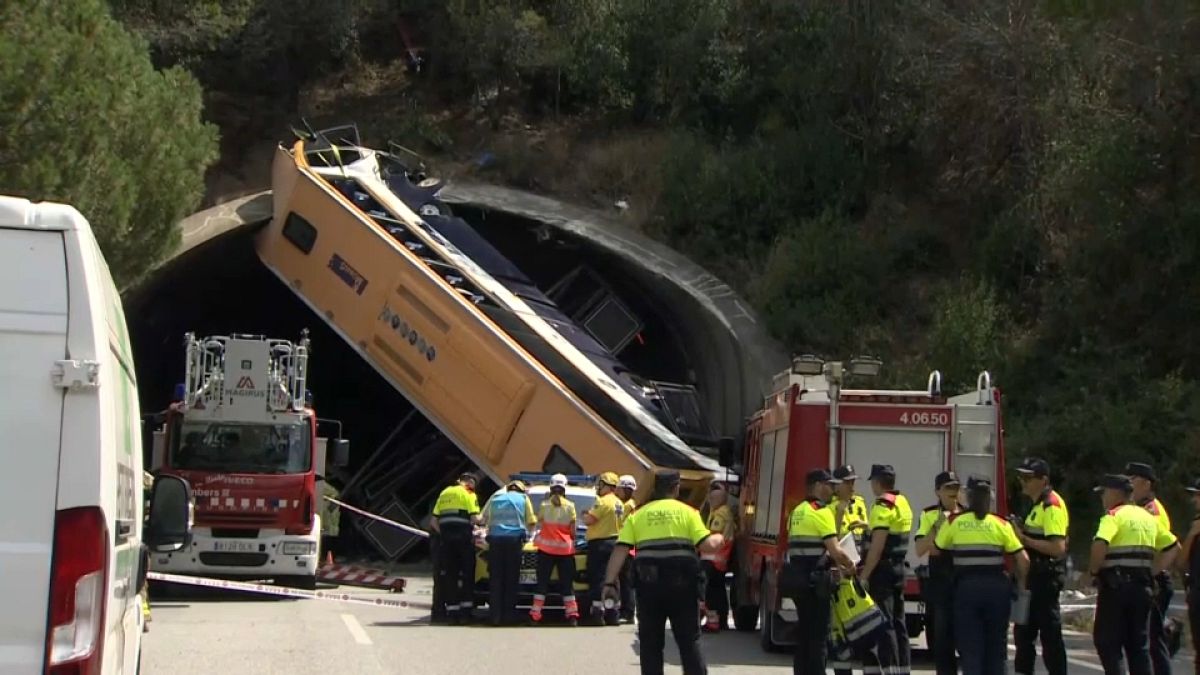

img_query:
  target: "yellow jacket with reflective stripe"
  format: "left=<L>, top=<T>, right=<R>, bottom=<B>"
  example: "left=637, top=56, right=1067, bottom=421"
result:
left=433, top=484, right=480, bottom=527
left=830, top=494, right=869, bottom=538
left=1095, top=503, right=1177, bottom=570
left=787, top=499, right=836, bottom=564
left=618, top=499, right=709, bottom=562
left=934, top=511, right=1023, bottom=571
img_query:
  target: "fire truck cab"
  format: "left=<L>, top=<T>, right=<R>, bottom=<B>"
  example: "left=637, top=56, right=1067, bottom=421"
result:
left=729, top=357, right=1007, bottom=652
left=149, top=332, right=348, bottom=589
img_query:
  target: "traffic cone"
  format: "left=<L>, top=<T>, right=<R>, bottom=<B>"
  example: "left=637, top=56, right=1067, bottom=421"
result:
left=324, top=551, right=334, bottom=568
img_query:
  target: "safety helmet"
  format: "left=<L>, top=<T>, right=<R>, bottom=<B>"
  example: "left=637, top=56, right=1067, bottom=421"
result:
left=618, top=475, right=637, bottom=490
left=598, top=471, right=620, bottom=487
left=550, top=473, right=569, bottom=488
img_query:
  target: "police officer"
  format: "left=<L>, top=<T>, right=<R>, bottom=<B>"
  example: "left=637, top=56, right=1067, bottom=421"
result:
left=1127, top=461, right=1175, bottom=675
left=701, top=480, right=736, bottom=632
left=786, top=469, right=856, bottom=675
left=830, top=464, right=870, bottom=544
left=1012, top=457, right=1069, bottom=675
left=1178, top=478, right=1200, bottom=675
left=479, top=479, right=536, bottom=626
left=430, top=472, right=482, bottom=624
left=616, top=474, right=639, bottom=623
left=934, top=476, right=1029, bottom=675
left=1088, top=474, right=1179, bottom=675
left=600, top=469, right=724, bottom=675
left=914, top=470, right=962, bottom=675
left=585, top=471, right=624, bottom=625
left=860, top=464, right=913, bottom=675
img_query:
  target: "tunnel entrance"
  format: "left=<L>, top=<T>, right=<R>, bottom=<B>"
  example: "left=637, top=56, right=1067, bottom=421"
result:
left=125, top=207, right=710, bottom=561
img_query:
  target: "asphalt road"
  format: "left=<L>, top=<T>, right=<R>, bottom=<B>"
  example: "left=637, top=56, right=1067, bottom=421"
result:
left=143, top=573, right=1195, bottom=674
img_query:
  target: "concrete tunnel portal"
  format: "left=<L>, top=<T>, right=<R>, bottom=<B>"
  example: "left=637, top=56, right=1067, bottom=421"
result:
left=123, top=184, right=786, bottom=559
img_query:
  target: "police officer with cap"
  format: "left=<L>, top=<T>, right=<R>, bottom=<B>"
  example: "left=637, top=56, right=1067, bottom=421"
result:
left=914, top=470, right=963, bottom=675
left=430, top=471, right=482, bottom=624
left=1179, top=478, right=1200, bottom=674
left=934, top=476, right=1029, bottom=675
left=786, top=468, right=856, bottom=674
left=1012, top=457, right=1069, bottom=675
left=1126, top=461, right=1175, bottom=675
left=861, top=463, right=914, bottom=675
left=830, top=465, right=870, bottom=544
left=601, top=469, right=724, bottom=675
left=1088, top=473, right=1179, bottom=675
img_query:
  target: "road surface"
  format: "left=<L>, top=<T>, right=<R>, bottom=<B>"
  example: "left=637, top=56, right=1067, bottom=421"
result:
left=143, top=572, right=1193, bottom=674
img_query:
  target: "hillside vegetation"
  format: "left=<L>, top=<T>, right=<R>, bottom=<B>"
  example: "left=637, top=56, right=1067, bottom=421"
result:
left=5, top=0, right=1200, bottom=537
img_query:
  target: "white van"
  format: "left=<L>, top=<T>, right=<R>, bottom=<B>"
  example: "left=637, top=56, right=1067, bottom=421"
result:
left=0, top=196, right=192, bottom=675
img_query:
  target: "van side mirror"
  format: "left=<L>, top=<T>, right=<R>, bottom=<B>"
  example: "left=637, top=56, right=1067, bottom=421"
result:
left=717, top=436, right=735, bottom=468
left=146, top=475, right=194, bottom=553
left=329, top=438, right=350, bottom=468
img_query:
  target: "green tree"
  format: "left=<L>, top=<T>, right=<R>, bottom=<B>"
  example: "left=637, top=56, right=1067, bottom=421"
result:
left=0, top=0, right=218, bottom=285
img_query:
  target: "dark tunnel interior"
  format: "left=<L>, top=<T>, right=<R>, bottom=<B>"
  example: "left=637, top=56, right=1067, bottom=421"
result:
left=124, top=207, right=711, bottom=560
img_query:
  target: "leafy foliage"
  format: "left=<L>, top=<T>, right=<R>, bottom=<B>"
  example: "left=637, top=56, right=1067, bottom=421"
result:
left=0, top=0, right=218, bottom=285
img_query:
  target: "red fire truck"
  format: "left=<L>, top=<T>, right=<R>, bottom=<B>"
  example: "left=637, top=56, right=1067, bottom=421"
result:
left=726, top=356, right=1007, bottom=652
left=148, top=332, right=348, bottom=589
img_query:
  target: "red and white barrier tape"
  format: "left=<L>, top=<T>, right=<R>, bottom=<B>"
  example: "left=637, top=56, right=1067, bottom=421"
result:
left=325, top=496, right=430, bottom=539
left=147, top=571, right=430, bottom=610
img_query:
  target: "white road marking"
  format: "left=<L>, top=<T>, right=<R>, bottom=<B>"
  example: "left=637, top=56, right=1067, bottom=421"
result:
left=340, top=613, right=372, bottom=645
left=1006, top=643, right=1103, bottom=672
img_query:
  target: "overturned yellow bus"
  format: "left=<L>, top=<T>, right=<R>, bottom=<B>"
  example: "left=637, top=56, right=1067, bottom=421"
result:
left=254, top=128, right=722, bottom=505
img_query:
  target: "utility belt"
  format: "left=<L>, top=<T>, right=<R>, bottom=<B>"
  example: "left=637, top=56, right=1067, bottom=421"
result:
left=1098, top=567, right=1153, bottom=590
left=781, top=558, right=836, bottom=601
left=633, top=556, right=699, bottom=585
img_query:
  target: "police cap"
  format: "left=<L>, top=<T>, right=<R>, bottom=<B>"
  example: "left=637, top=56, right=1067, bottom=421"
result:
left=1185, top=478, right=1200, bottom=494
left=833, top=465, right=858, bottom=481
left=1015, top=457, right=1050, bottom=478
left=1093, top=474, right=1133, bottom=493
left=869, top=464, right=895, bottom=480
left=806, top=468, right=839, bottom=485
left=1123, top=462, right=1156, bottom=483
left=458, top=471, right=480, bottom=485
left=934, top=471, right=961, bottom=489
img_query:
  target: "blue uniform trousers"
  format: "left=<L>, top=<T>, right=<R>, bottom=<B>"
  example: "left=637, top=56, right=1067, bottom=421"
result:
left=954, top=573, right=1012, bottom=675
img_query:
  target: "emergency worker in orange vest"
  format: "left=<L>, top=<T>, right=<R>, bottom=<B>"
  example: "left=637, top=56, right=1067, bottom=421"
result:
left=530, top=473, right=581, bottom=625
left=617, top=474, right=639, bottom=623
left=701, top=481, right=736, bottom=632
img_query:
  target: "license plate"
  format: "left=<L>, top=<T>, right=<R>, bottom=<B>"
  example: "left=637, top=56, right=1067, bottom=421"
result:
left=519, top=570, right=537, bottom=585
left=212, top=540, right=258, bottom=553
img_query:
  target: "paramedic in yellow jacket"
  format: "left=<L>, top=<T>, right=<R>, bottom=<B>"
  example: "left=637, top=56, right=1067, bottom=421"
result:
left=584, top=471, right=624, bottom=625
left=701, top=480, right=736, bottom=632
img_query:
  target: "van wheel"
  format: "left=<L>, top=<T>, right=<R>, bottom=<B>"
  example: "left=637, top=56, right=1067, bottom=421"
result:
left=276, top=575, right=317, bottom=591
left=758, top=577, right=784, bottom=653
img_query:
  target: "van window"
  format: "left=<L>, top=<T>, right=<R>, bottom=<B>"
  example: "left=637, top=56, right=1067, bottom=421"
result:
left=171, top=422, right=311, bottom=474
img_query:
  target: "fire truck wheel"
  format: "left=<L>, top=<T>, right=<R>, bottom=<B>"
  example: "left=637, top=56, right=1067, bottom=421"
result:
left=276, top=575, right=317, bottom=591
